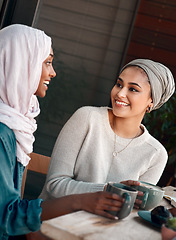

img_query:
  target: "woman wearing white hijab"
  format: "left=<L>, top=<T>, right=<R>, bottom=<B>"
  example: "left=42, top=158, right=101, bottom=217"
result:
left=0, top=24, right=124, bottom=240
left=39, top=58, right=175, bottom=203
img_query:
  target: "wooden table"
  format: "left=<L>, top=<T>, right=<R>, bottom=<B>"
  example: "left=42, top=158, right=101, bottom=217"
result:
left=41, top=198, right=171, bottom=240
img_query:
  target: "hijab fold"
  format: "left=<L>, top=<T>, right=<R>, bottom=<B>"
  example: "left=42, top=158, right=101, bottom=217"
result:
left=121, top=59, right=175, bottom=110
left=0, top=24, right=51, bottom=166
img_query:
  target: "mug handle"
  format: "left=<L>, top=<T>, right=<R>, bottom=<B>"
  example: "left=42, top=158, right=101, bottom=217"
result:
left=140, top=191, right=149, bottom=209
left=118, top=192, right=131, bottom=219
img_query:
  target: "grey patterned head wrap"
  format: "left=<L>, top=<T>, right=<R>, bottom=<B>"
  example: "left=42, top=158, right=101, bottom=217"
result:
left=121, top=59, right=175, bottom=111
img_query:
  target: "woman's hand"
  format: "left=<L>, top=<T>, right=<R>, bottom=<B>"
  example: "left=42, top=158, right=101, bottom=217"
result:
left=41, top=191, right=124, bottom=221
left=161, top=225, right=176, bottom=240
left=120, top=180, right=143, bottom=208
left=79, top=191, right=124, bottom=220
left=120, top=180, right=140, bottom=187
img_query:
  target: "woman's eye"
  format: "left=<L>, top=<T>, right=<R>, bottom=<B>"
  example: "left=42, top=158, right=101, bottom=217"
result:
left=45, top=60, right=52, bottom=66
left=129, top=87, right=138, bottom=92
left=116, top=82, right=122, bottom=88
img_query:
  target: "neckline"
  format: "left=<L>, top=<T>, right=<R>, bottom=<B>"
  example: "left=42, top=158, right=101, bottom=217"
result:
left=102, top=107, right=146, bottom=145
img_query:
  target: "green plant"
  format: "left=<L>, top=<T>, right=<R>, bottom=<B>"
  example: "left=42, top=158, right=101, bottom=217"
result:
left=142, top=92, right=176, bottom=168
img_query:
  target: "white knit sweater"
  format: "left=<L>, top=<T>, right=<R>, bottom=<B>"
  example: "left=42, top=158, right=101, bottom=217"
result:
left=40, top=106, right=168, bottom=200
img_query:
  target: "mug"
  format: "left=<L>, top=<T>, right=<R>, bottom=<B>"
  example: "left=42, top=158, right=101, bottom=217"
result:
left=131, top=181, right=165, bottom=210
left=106, top=182, right=138, bottom=219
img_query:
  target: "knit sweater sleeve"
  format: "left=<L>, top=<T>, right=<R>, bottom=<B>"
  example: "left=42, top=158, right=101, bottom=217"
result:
left=43, top=107, right=105, bottom=199
left=138, top=141, right=168, bottom=185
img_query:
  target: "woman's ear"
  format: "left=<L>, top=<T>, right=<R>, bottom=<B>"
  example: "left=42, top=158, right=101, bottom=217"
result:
left=147, top=101, right=154, bottom=113
left=150, top=99, right=154, bottom=109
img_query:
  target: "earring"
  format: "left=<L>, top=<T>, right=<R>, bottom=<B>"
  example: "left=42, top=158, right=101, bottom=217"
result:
left=147, top=106, right=151, bottom=113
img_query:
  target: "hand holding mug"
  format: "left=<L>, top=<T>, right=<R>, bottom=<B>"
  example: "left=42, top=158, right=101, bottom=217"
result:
left=120, top=180, right=144, bottom=208
left=105, top=182, right=138, bottom=219
left=122, top=180, right=165, bottom=210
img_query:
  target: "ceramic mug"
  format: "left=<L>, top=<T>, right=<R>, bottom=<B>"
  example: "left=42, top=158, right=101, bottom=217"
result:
left=131, top=181, right=165, bottom=210
left=105, top=182, right=138, bottom=219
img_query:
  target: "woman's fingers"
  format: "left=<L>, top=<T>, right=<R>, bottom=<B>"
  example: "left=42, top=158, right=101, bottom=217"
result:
left=137, top=191, right=144, bottom=196
left=134, top=204, right=139, bottom=209
left=105, top=192, right=124, bottom=201
left=120, top=180, right=140, bottom=186
left=120, top=180, right=144, bottom=209
left=83, top=191, right=124, bottom=219
left=135, top=198, right=142, bottom=205
left=92, top=192, right=123, bottom=220
left=96, top=192, right=124, bottom=209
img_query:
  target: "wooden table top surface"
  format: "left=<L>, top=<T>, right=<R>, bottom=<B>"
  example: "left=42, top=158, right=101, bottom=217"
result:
left=41, top=198, right=171, bottom=240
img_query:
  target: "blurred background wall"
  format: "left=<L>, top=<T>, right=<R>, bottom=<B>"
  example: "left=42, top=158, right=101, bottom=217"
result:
left=0, top=0, right=176, bottom=186
left=34, top=0, right=140, bottom=156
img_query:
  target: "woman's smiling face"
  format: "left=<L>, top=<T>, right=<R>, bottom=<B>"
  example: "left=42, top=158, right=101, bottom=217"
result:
left=35, top=48, right=56, bottom=98
left=111, top=66, right=153, bottom=120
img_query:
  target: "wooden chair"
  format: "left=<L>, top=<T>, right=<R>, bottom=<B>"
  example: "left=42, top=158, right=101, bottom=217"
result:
left=21, top=152, right=50, bottom=199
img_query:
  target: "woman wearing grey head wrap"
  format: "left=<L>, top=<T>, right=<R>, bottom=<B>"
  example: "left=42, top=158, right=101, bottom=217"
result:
left=40, top=58, right=175, bottom=211
left=121, top=59, right=175, bottom=111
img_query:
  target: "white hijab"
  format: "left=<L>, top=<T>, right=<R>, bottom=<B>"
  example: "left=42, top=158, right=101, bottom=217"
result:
left=0, top=24, right=51, bottom=166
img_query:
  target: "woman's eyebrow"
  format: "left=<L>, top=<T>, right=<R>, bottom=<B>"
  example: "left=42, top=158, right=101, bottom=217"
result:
left=118, top=77, right=141, bottom=88
left=129, top=82, right=142, bottom=88
left=118, top=77, right=123, bottom=82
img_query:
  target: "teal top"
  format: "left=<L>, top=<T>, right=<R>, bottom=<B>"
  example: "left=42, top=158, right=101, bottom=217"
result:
left=0, top=123, right=43, bottom=240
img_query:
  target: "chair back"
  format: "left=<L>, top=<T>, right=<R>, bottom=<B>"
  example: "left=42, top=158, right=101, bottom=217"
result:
left=21, top=152, right=50, bottom=198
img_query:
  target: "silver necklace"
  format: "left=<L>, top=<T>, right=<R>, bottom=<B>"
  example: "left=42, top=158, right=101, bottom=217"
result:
left=112, top=130, right=140, bottom=157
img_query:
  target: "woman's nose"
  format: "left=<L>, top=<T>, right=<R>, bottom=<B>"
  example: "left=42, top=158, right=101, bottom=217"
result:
left=117, top=87, right=127, bottom=98
left=50, top=66, right=56, bottom=78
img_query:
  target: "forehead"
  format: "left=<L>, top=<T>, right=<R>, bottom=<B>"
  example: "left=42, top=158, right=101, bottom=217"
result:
left=45, top=48, right=53, bottom=60
left=120, top=66, right=149, bottom=82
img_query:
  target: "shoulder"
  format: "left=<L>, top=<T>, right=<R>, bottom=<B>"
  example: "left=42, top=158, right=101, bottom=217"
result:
left=75, top=106, right=102, bottom=114
left=0, top=122, right=15, bottom=139
left=143, top=126, right=167, bottom=156
left=66, top=106, right=109, bottom=130
left=74, top=106, right=108, bottom=117
left=0, top=122, right=16, bottom=153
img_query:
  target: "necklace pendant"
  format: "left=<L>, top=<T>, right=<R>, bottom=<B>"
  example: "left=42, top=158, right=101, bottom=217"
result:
left=112, top=151, right=117, bottom=157
left=112, top=128, right=139, bottom=157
